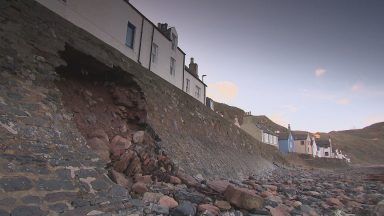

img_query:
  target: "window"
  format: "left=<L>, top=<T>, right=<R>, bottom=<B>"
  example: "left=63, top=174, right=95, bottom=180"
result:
left=151, top=43, right=158, bottom=63
left=325, top=152, right=329, bottom=156
left=126, top=22, right=136, bottom=48
left=195, top=86, right=201, bottom=98
left=170, top=58, right=176, bottom=76
left=171, top=33, right=177, bottom=50
left=186, top=79, right=190, bottom=93
left=301, top=141, right=305, bottom=145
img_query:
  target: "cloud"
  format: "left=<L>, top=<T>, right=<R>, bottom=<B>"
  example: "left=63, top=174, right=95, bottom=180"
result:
left=207, top=81, right=238, bottom=103
left=336, top=98, right=351, bottom=105
left=315, top=68, right=326, bottom=77
left=351, top=82, right=364, bottom=92
left=282, top=104, right=298, bottom=113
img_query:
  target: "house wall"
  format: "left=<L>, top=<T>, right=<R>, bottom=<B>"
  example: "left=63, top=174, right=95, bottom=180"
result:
left=240, top=119, right=263, bottom=142
left=35, top=0, right=190, bottom=102
left=294, top=135, right=311, bottom=155
left=278, top=134, right=294, bottom=153
left=184, top=70, right=205, bottom=104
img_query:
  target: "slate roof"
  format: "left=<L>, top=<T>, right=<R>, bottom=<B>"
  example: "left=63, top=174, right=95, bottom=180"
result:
left=316, top=138, right=331, bottom=148
left=278, top=132, right=290, bottom=140
left=292, top=132, right=309, bottom=140
left=255, top=123, right=277, bottom=136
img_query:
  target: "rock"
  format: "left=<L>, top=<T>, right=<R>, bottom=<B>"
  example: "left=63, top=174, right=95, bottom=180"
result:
left=174, top=189, right=205, bottom=204
left=142, top=192, right=163, bottom=203
left=110, top=135, right=131, bottom=157
left=86, top=210, right=105, bottom=216
left=207, top=180, right=231, bottom=193
left=171, top=201, right=196, bottom=216
left=159, top=195, right=178, bottom=209
left=307, top=191, right=321, bottom=197
left=263, top=184, right=278, bottom=191
left=170, top=176, right=182, bottom=184
left=261, top=190, right=273, bottom=198
left=373, top=200, right=384, bottom=216
left=214, top=200, right=231, bottom=211
left=11, top=206, right=46, bottom=216
left=269, top=204, right=291, bottom=216
left=89, top=129, right=109, bottom=143
left=132, top=182, right=148, bottom=194
left=134, top=175, right=152, bottom=184
left=292, top=201, right=302, bottom=208
left=198, top=204, right=220, bottom=215
left=150, top=203, right=169, bottom=215
left=177, top=171, right=199, bottom=187
left=113, top=151, right=134, bottom=172
left=265, top=196, right=282, bottom=208
left=87, top=137, right=110, bottom=162
left=0, top=176, right=33, bottom=192
left=110, top=170, right=132, bottom=189
left=133, top=131, right=145, bottom=144
left=326, top=198, right=343, bottom=207
left=224, top=185, right=264, bottom=210
left=301, top=204, right=319, bottom=216
left=194, top=174, right=205, bottom=183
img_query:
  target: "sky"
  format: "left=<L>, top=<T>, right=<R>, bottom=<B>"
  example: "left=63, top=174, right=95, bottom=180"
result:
left=130, top=0, right=384, bottom=132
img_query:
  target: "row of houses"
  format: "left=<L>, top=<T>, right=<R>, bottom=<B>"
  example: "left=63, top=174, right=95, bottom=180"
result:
left=240, top=113, right=350, bottom=162
left=36, top=0, right=207, bottom=104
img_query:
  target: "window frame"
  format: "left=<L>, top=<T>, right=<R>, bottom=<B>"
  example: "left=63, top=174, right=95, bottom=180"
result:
left=195, top=85, right=201, bottom=98
left=151, top=43, right=158, bottom=63
left=170, top=57, right=176, bottom=76
left=125, top=22, right=136, bottom=49
left=186, top=78, right=190, bottom=93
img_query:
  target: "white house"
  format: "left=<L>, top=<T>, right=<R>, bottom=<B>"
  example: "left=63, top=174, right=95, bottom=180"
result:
left=315, top=137, right=333, bottom=158
left=35, top=0, right=206, bottom=103
left=240, top=115, right=279, bottom=148
left=310, top=136, right=318, bottom=157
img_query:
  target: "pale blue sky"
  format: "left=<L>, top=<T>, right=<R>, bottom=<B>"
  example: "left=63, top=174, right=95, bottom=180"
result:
left=131, top=0, right=384, bottom=132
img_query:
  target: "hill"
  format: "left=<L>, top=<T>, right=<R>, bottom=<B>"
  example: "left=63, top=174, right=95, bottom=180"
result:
left=328, top=122, right=384, bottom=164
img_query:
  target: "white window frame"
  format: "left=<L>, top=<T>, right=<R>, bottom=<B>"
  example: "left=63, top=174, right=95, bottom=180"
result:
left=195, top=85, right=201, bottom=98
left=170, top=57, right=176, bottom=76
left=126, top=22, right=136, bottom=49
left=151, top=43, right=158, bottom=63
left=186, top=79, right=190, bottom=93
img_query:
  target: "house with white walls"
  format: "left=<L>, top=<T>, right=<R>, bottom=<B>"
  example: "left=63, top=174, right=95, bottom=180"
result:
left=35, top=0, right=206, bottom=103
left=310, top=136, right=318, bottom=157
left=315, top=137, right=333, bottom=158
left=240, top=115, right=278, bottom=148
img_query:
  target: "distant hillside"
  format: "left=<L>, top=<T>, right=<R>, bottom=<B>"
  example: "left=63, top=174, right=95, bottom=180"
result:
left=251, top=115, right=288, bottom=134
left=213, top=101, right=245, bottom=125
left=327, top=122, right=384, bottom=165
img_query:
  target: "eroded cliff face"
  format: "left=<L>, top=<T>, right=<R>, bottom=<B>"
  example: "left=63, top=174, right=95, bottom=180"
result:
left=0, top=1, right=285, bottom=214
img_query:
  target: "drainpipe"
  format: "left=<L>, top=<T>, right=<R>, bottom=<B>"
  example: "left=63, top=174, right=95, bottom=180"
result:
left=148, top=26, right=155, bottom=70
left=182, top=54, right=185, bottom=91
left=137, top=18, right=144, bottom=64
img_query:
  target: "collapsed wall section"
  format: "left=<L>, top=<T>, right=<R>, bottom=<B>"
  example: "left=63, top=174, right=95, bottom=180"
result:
left=0, top=0, right=285, bottom=183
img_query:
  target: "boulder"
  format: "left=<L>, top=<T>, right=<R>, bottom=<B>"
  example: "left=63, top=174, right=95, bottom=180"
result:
left=132, top=182, right=148, bottom=194
left=326, top=198, right=343, bottom=207
left=177, top=172, right=199, bottom=187
left=207, top=180, right=231, bottom=193
left=270, top=204, right=291, bottom=216
left=142, top=192, right=163, bottom=203
left=159, top=195, right=178, bottom=209
left=110, top=170, right=132, bottom=190
left=113, top=151, right=134, bottom=173
left=133, top=131, right=145, bottom=144
left=214, top=200, right=231, bottom=211
left=198, top=204, right=220, bottom=215
left=110, top=135, right=131, bottom=157
left=134, top=175, right=152, bottom=184
left=174, top=189, right=205, bottom=204
left=224, top=185, right=264, bottom=210
left=170, top=176, right=182, bottom=184
left=171, top=201, right=196, bottom=216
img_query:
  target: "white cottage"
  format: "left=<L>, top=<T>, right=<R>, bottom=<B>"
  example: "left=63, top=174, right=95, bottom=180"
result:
left=35, top=0, right=206, bottom=103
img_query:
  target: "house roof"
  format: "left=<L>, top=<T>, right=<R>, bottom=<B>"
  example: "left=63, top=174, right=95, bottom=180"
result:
left=316, top=138, right=331, bottom=148
left=292, top=131, right=309, bottom=140
left=278, top=132, right=290, bottom=140
left=255, top=123, right=277, bottom=136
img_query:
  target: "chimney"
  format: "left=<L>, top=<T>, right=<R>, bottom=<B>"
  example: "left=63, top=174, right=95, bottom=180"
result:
left=157, top=23, right=168, bottom=31
left=288, top=124, right=291, bottom=131
left=189, top=58, right=198, bottom=78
